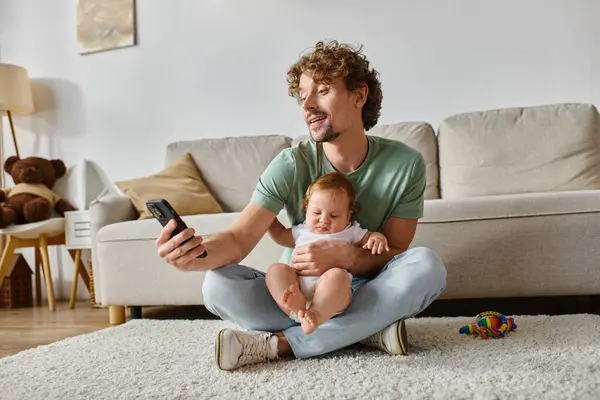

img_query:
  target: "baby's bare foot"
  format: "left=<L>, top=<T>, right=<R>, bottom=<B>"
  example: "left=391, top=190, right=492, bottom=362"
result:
left=282, top=285, right=306, bottom=314
left=298, top=309, right=320, bottom=334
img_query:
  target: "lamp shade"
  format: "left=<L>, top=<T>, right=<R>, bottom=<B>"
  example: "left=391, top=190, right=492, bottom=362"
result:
left=0, top=63, right=34, bottom=115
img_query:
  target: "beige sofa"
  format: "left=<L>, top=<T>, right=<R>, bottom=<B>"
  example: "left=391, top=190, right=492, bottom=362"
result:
left=90, top=103, right=600, bottom=324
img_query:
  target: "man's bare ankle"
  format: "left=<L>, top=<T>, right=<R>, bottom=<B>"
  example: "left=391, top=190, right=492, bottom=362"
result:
left=274, top=331, right=293, bottom=358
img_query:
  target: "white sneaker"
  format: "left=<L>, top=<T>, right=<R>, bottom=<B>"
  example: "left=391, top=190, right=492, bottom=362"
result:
left=361, top=319, right=409, bottom=355
left=215, top=328, right=279, bottom=370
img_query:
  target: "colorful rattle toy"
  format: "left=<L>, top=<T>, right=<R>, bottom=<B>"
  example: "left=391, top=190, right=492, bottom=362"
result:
left=459, top=311, right=517, bottom=339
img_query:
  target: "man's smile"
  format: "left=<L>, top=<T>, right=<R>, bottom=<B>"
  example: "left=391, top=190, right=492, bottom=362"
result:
left=308, top=113, right=328, bottom=126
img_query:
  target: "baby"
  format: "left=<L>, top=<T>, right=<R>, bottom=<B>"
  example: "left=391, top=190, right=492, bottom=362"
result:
left=266, top=172, right=389, bottom=334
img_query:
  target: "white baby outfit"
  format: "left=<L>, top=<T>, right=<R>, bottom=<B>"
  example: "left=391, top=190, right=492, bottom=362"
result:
left=291, top=220, right=368, bottom=303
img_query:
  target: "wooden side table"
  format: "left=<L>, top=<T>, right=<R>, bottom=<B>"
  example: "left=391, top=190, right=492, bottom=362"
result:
left=64, top=210, right=92, bottom=309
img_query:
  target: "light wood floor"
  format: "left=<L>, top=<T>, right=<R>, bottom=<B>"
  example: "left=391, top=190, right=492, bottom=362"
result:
left=0, top=300, right=111, bottom=358
left=0, top=300, right=219, bottom=358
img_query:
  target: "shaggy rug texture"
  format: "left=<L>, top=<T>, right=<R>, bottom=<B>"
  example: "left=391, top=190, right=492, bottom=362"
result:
left=1, top=314, right=599, bottom=399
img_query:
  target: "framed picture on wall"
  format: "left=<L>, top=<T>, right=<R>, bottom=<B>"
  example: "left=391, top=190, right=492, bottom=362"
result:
left=76, top=0, right=136, bottom=55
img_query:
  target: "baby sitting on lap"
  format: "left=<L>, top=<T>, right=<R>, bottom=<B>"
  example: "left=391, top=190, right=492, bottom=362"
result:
left=266, top=172, right=389, bottom=334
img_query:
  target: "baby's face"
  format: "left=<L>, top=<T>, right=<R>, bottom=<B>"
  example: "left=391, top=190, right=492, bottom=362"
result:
left=305, top=189, right=352, bottom=234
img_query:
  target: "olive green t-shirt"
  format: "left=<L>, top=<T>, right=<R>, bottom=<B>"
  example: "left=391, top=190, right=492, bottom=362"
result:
left=250, top=135, right=427, bottom=263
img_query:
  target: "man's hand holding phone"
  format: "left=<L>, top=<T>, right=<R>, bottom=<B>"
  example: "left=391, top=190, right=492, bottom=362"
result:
left=155, top=219, right=208, bottom=271
left=147, top=199, right=208, bottom=271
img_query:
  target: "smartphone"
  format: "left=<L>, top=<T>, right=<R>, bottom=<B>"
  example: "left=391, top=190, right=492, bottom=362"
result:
left=146, top=199, right=207, bottom=258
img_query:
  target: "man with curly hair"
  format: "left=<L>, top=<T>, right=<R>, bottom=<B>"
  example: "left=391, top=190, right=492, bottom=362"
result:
left=155, top=40, right=447, bottom=370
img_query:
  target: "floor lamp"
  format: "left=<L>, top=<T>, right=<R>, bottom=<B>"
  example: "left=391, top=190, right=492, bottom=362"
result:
left=0, top=63, right=34, bottom=287
left=0, top=63, right=35, bottom=160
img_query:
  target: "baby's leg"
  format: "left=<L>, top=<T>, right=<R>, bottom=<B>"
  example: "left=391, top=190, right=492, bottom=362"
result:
left=298, top=268, right=351, bottom=334
left=265, top=262, right=306, bottom=317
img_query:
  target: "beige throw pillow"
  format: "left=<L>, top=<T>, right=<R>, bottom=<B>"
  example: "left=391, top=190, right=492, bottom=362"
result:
left=116, top=153, right=223, bottom=219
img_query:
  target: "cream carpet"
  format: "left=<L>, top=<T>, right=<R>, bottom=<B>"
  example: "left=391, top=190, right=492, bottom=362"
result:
left=2, top=314, right=600, bottom=399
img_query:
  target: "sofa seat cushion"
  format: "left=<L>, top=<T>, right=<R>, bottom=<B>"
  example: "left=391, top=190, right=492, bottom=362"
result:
left=95, top=212, right=291, bottom=305
left=97, top=212, right=245, bottom=243
left=412, top=189, right=600, bottom=299
left=293, top=122, right=440, bottom=199
left=438, top=103, right=600, bottom=199
left=165, top=135, right=293, bottom=213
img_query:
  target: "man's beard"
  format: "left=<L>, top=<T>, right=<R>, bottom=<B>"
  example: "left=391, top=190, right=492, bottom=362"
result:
left=309, top=122, right=340, bottom=143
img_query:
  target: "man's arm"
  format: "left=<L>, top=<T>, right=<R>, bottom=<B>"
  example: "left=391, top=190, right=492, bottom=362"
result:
left=343, top=216, right=418, bottom=278
left=157, top=203, right=277, bottom=271
left=159, top=145, right=298, bottom=271
left=346, top=153, right=425, bottom=277
left=267, top=219, right=295, bottom=248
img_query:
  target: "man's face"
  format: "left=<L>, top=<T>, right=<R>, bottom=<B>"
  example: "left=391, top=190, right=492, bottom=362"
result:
left=298, top=73, right=361, bottom=142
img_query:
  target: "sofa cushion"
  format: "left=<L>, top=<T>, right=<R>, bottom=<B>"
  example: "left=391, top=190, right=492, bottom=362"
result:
left=115, top=153, right=223, bottom=219
left=166, top=135, right=293, bottom=212
left=292, top=122, right=440, bottom=199
left=438, top=103, right=600, bottom=199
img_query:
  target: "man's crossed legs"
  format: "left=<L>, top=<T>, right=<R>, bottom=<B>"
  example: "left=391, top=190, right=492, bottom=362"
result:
left=203, top=247, right=447, bottom=370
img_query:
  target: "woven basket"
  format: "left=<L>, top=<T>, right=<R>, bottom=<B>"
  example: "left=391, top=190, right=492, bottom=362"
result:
left=88, top=260, right=103, bottom=308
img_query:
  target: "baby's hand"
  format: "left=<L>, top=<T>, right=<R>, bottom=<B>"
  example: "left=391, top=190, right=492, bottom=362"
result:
left=362, top=232, right=390, bottom=255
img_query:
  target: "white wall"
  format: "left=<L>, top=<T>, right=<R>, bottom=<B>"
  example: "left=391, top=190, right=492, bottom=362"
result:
left=1, top=0, right=599, bottom=300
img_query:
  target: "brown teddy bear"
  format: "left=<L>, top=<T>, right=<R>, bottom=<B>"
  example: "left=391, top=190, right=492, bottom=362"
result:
left=0, top=156, right=77, bottom=228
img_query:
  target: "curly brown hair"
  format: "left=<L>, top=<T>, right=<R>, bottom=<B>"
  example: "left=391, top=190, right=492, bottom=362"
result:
left=287, top=40, right=383, bottom=131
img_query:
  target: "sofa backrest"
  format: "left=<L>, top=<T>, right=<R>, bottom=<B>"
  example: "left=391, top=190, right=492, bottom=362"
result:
left=165, top=135, right=293, bottom=212
left=164, top=103, right=599, bottom=213
left=293, top=122, right=440, bottom=200
left=437, top=103, right=600, bottom=199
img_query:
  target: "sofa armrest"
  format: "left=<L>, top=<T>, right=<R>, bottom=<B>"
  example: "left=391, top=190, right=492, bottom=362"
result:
left=89, top=188, right=137, bottom=230
left=89, top=187, right=137, bottom=305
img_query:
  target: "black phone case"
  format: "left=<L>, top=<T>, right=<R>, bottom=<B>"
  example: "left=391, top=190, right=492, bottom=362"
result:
left=146, top=199, right=207, bottom=258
